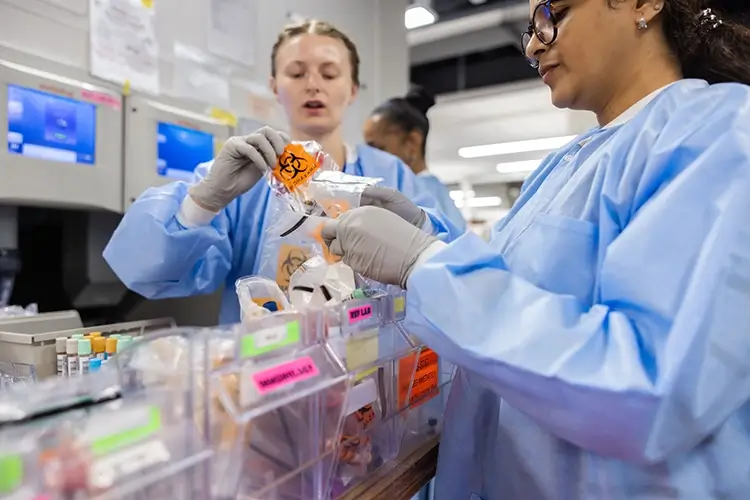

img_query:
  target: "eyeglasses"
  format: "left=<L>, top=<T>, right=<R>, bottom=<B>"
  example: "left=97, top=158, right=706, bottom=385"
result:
left=521, top=1, right=559, bottom=68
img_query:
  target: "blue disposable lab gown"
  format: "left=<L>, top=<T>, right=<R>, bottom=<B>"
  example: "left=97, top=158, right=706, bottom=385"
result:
left=416, top=173, right=467, bottom=233
left=103, top=144, right=461, bottom=324
left=405, top=80, right=750, bottom=499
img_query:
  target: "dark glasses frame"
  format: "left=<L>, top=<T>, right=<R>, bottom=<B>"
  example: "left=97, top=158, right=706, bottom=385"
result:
left=521, top=0, right=560, bottom=68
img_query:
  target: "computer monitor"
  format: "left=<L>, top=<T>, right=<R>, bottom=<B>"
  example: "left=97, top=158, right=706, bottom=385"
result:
left=156, top=121, right=215, bottom=181
left=0, top=59, right=123, bottom=212
left=124, top=96, right=232, bottom=209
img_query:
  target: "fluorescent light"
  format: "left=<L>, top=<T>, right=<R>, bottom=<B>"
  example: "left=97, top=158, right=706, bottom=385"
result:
left=405, top=5, right=437, bottom=29
left=496, top=159, right=542, bottom=174
left=454, top=196, right=502, bottom=208
left=458, top=135, right=577, bottom=159
left=449, top=189, right=475, bottom=200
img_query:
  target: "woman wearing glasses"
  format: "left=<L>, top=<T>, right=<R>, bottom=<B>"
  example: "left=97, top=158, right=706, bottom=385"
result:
left=322, top=1, right=750, bottom=498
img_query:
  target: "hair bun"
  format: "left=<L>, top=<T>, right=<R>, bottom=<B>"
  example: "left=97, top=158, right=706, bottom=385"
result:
left=404, top=84, right=436, bottom=116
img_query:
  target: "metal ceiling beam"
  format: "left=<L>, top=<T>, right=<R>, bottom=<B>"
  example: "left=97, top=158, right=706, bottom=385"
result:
left=407, top=2, right=528, bottom=46
left=409, top=25, right=518, bottom=65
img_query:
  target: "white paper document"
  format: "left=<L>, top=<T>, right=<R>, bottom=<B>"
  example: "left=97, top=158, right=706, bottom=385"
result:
left=207, top=0, right=255, bottom=66
left=172, top=43, right=231, bottom=108
left=89, top=0, right=159, bottom=94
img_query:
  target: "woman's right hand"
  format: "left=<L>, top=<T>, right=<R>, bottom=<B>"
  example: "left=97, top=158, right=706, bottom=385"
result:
left=189, top=126, right=290, bottom=212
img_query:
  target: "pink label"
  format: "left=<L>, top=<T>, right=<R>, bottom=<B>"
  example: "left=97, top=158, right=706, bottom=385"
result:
left=252, top=356, right=319, bottom=394
left=348, top=304, right=373, bottom=324
left=80, top=89, right=121, bottom=110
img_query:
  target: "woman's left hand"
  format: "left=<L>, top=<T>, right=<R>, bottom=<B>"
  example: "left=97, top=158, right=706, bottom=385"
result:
left=321, top=206, right=438, bottom=288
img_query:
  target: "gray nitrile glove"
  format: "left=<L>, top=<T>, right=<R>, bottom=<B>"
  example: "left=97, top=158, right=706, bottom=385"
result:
left=321, top=206, right=438, bottom=288
left=189, top=126, right=290, bottom=212
left=359, top=186, right=427, bottom=228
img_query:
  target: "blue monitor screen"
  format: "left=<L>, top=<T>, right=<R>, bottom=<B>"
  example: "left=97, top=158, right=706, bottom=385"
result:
left=7, top=84, right=96, bottom=165
left=157, top=122, right=215, bottom=180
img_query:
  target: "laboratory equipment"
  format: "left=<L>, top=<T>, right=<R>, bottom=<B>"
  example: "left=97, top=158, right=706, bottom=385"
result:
left=123, top=96, right=231, bottom=209
left=0, top=317, right=172, bottom=381
left=0, top=58, right=123, bottom=212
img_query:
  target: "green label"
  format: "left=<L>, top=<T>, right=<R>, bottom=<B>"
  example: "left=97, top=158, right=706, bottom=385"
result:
left=0, top=454, right=22, bottom=494
left=91, top=406, right=162, bottom=456
left=241, top=321, right=300, bottom=358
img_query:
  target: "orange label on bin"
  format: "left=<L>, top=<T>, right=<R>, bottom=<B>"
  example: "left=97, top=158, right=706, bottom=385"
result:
left=273, top=143, right=319, bottom=191
left=398, top=348, right=439, bottom=409
left=276, top=244, right=311, bottom=290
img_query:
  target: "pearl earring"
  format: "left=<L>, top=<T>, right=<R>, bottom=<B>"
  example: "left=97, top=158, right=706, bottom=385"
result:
left=638, top=17, right=648, bottom=30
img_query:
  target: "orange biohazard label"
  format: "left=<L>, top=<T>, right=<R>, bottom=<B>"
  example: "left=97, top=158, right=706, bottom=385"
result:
left=273, top=143, right=319, bottom=192
left=398, top=348, right=439, bottom=409
left=276, top=244, right=311, bottom=290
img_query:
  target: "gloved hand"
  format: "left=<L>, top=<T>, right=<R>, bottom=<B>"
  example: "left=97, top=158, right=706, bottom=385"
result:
left=360, top=186, right=427, bottom=228
left=189, top=126, right=290, bottom=212
left=321, top=206, right=438, bottom=288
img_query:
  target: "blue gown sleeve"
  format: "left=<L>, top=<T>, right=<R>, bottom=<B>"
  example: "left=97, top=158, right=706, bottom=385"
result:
left=389, top=158, right=463, bottom=242
left=417, top=175, right=467, bottom=233
left=404, top=122, right=750, bottom=465
left=103, top=161, right=238, bottom=299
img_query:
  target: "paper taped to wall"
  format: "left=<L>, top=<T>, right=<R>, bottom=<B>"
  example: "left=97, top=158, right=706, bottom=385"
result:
left=89, top=0, right=159, bottom=94
left=207, top=0, right=256, bottom=66
left=172, top=42, right=231, bottom=109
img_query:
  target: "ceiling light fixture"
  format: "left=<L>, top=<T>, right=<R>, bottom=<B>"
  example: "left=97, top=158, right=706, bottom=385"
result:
left=454, top=196, right=503, bottom=208
left=458, top=135, right=577, bottom=159
left=405, top=4, right=437, bottom=29
left=496, top=159, right=543, bottom=174
left=448, top=189, right=475, bottom=200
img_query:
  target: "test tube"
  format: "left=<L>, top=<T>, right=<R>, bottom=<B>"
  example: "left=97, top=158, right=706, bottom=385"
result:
left=55, top=338, right=67, bottom=377
left=66, top=338, right=78, bottom=377
left=89, top=331, right=102, bottom=337
left=104, top=337, right=118, bottom=361
left=110, top=334, right=122, bottom=339
left=92, top=337, right=106, bottom=361
left=71, top=333, right=85, bottom=340
left=78, top=339, right=92, bottom=375
left=117, top=336, right=132, bottom=352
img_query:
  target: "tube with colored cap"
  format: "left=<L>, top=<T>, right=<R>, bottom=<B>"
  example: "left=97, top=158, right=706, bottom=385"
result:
left=104, top=337, right=117, bottom=361
left=92, top=337, right=106, bottom=361
left=89, top=358, right=102, bottom=373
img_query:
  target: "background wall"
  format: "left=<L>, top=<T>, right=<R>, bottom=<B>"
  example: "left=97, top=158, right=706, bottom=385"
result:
left=0, top=0, right=410, bottom=144
left=427, top=80, right=598, bottom=186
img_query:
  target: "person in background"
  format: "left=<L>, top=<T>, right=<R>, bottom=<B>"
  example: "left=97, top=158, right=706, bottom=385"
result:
left=363, top=85, right=467, bottom=232
left=322, top=1, right=750, bottom=498
left=103, top=19, right=461, bottom=324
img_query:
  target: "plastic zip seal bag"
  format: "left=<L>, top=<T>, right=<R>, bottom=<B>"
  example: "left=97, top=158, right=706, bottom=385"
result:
left=268, top=141, right=341, bottom=214
left=235, top=276, right=290, bottom=321
left=305, top=171, right=383, bottom=218
left=257, top=211, right=332, bottom=291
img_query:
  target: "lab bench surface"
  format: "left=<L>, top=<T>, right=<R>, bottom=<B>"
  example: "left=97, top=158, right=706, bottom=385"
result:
left=339, top=435, right=440, bottom=500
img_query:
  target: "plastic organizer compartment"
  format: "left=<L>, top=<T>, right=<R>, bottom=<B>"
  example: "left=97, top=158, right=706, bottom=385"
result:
left=318, top=291, right=422, bottom=497
left=0, top=387, right=211, bottom=499
left=113, top=315, right=352, bottom=500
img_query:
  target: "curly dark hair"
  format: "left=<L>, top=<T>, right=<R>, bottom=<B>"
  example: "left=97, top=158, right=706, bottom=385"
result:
left=610, top=0, right=750, bottom=84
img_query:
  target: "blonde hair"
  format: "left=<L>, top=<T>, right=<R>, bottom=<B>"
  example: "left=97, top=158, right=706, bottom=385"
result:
left=271, top=19, right=361, bottom=86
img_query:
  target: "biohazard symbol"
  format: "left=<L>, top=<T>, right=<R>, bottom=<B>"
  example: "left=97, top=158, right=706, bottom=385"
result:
left=273, top=143, right=319, bottom=191
left=275, top=244, right=310, bottom=290
left=278, top=151, right=307, bottom=181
